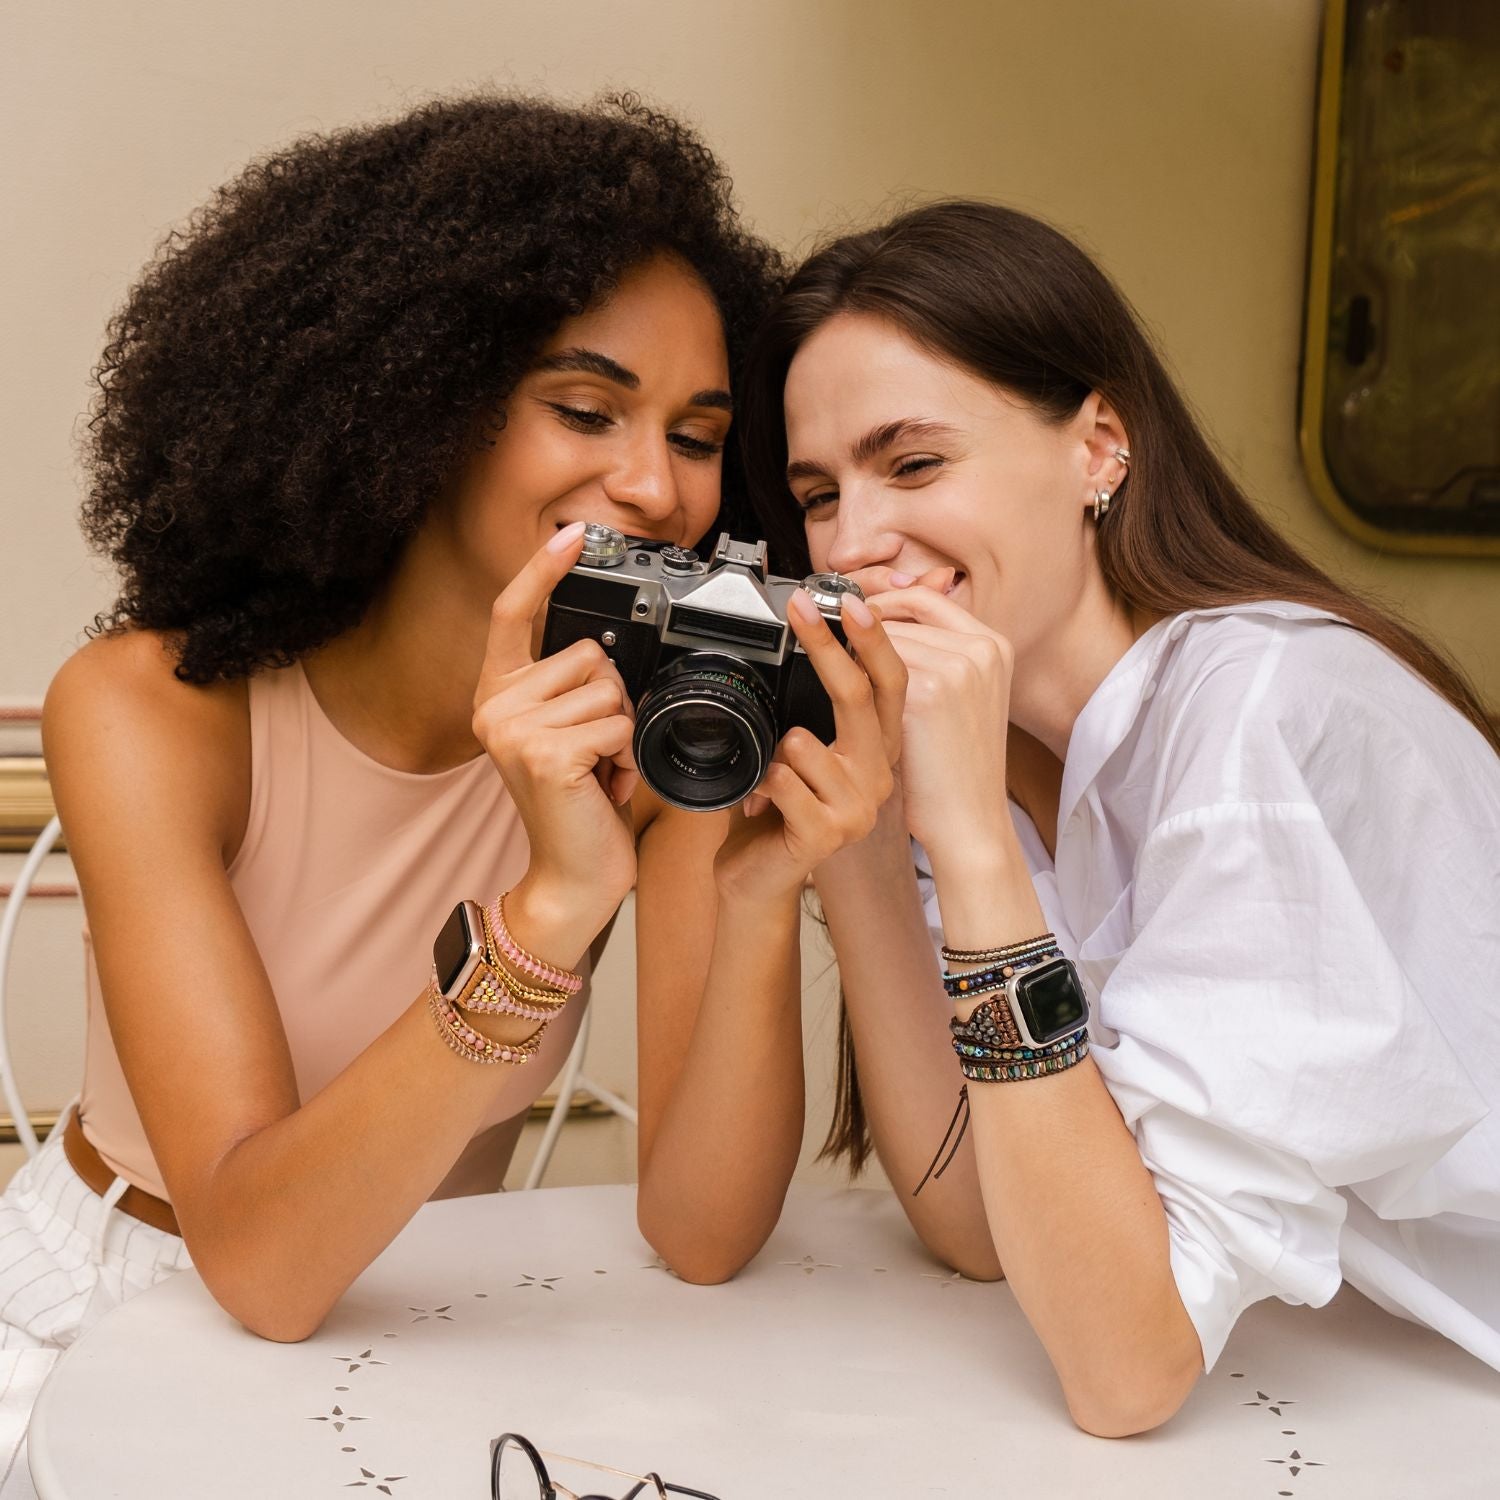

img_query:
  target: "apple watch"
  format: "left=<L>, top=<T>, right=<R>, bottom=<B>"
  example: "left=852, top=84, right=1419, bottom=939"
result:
left=432, top=898, right=491, bottom=1005
left=998, top=956, right=1089, bottom=1048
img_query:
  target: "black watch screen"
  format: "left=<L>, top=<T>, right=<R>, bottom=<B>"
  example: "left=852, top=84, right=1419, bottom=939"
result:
left=1015, top=958, right=1089, bottom=1046
left=434, top=901, right=483, bottom=996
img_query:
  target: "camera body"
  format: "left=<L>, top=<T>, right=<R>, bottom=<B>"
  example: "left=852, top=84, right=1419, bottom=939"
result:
left=540, top=524, right=863, bottom=811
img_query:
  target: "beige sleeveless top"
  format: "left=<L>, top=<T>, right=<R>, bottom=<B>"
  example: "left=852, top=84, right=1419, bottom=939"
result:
left=78, top=661, right=587, bottom=1200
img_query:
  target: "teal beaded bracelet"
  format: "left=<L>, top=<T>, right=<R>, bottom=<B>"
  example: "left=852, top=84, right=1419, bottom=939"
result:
left=959, top=1034, right=1089, bottom=1083
left=952, top=1025, right=1087, bottom=1065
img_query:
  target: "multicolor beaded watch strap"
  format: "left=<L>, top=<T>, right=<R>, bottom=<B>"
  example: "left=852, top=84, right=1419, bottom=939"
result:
left=954, top=1027, right=1089, bottom=1082
left=951, top=1021, right=1086, bottom=1063
left=942, top=946, right=1062, bottom=1001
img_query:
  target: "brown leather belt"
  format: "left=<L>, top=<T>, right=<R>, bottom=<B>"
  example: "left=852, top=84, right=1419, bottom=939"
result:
left=62, top=1112, right=181, bottom=1238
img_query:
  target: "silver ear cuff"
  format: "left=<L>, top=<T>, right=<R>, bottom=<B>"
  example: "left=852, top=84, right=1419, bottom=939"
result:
left=1086, top=447, right=1131, bottom=521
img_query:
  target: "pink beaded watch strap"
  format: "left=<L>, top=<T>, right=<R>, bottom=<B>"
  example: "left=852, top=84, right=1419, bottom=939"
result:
left=427, top=982, right=541, bottom=1066
left=486, top=891, right=584, bottom=995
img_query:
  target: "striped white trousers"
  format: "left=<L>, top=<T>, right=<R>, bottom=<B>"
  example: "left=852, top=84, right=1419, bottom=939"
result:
left=0, top=1108, right=190, bottom=1498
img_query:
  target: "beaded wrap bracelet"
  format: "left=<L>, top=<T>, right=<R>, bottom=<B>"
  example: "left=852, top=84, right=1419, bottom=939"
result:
left=913, top=932, right=1091, bottom=1199
left=954, top=1026, right=1089, bottom=1082
left=951, top=1022, right=1086, bottom=1063
left=942, top=946, right=1062, bottom=1000
left=941, top=932, right=1058, bottom=967
left=460, top=908, right=571, bottom=1022
left=428, top=889, right=583, bottom=1066
left=486, top=892, right=584, bottom=995
left=427, top=983, right=543, bottom=1066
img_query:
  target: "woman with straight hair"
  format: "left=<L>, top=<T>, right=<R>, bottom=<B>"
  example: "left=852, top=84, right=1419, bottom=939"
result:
left=733, top=200, right=1500, bottom=1435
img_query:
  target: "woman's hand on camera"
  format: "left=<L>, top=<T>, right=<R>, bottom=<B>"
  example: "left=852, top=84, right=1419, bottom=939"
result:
left=473, top=523, right=638, bottom=923
left=715, top=589, right=905, bottom=905
left=863, top=567, right=1015, bottom=863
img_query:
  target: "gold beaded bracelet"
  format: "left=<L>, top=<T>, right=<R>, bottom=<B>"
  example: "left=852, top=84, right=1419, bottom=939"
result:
left=475, top=909, right=572, bottom=1014
left=427, top=981, right=543, bottom=1066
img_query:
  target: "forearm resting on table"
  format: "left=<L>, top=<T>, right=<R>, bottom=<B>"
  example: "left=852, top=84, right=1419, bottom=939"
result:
left=938, top=848, right=1202, bottom=1436
left=183, top=878, right=601, bottom=1343
left=636, top=889, right=805, bottom=1285
left=812, top=805, right=1003, bottom=1280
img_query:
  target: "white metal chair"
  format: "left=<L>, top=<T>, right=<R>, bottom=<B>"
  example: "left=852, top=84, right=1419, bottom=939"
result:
left=1, top=812, right=631, bottom=1185
left=0, top=814, right=63, bottom=1160
left=523, top=1004, right=638, bottom=1189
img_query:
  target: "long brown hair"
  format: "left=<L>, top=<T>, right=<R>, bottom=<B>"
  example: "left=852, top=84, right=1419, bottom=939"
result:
left=738, top=200, right=1498, bottom=1171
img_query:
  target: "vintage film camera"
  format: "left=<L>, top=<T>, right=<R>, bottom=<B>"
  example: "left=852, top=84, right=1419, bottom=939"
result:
left=540, top=523, right=864, bottom=811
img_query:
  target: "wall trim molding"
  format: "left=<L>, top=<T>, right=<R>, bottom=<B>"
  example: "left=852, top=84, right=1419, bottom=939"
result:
left=0, top=1095, right=617, bottom=1145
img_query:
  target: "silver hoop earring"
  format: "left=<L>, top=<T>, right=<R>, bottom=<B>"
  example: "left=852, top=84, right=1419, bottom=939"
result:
left=1088, top=490, right=1112, bottom=522
left=1113, top=446, right=1131, bottom=464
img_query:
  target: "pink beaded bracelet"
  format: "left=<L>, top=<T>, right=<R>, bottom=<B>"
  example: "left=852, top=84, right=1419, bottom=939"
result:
left=427, top=982, right=540, bottom=1066
left=463, top=968, right=567, bottom=1024
left=486, top=891, right=584, bottom=995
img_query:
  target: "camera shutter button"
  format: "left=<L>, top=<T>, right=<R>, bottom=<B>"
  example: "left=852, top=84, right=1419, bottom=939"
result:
left=800, top=572, right=864, bottom=615
left=579, top=523, right=628, bottom=566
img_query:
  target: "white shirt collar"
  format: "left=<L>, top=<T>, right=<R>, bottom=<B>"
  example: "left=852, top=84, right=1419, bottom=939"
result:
left=1057, top=601, right=1349, bottom=836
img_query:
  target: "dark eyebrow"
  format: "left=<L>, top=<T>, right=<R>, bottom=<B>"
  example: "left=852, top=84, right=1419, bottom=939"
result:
left=535, top=349, right=732, bottom=413
left=785, top=418, right=962, bottom=484
left=534, top=347, right=639, bottom=389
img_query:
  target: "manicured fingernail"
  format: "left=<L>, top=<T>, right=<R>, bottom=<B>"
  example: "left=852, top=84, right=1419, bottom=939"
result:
left=547, top=521, right=587, bottom=553
left=788, top=590, right=818, bottom=622
left=889, top=571, right=915, bottom=587
left=841, top=593, right=874, bottom=627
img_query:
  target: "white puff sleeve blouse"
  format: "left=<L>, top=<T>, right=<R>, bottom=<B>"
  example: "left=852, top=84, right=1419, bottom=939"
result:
left=915, top=602, right=1500, bottom=1371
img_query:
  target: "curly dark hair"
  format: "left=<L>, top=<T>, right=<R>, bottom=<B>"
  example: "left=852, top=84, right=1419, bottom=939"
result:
left=82, top=93, right=785, bottom=683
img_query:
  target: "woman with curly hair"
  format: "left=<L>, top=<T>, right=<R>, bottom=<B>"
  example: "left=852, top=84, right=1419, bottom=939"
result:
left=737, top=200, right=1500, bottom=1435
left=0, top=92, right=903, bottom=1457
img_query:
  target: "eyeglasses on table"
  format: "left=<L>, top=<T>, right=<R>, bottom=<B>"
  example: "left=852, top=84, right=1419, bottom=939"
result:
left=491, top=1432, right=721, bottom=1500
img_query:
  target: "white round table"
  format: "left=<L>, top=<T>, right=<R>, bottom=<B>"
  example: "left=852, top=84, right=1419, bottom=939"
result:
left=29, top=1184, right=1500, bottom=1497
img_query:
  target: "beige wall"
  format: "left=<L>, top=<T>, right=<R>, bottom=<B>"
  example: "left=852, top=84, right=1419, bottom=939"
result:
left=2, top=0, right=1495, bottom=1166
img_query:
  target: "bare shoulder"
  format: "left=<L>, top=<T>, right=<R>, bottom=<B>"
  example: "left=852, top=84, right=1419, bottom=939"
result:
left=43, top=629, right=251, bottom=862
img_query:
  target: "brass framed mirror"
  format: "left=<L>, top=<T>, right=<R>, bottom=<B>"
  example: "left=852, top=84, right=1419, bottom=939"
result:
left=1299, top=0, right=1500, bottom=554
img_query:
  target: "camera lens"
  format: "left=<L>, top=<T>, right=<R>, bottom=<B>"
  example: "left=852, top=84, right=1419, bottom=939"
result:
left=633, top=652, right=775, bottom=812
left=664, top=705, right=740, bottom=770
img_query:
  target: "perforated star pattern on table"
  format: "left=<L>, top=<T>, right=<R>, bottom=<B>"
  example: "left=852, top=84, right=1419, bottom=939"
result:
left=332, top=1349, right=389, bottom=1374
left=345, top=1467, right=407, bottom=1493
left=1266, top=1447, right=1324, bottom=1479
left=1242, top=1389, right=1297, bottom=1417
left=308, top=1404, right=367, bottom=1434
left=780, top=1255, right=840, bottom=1275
